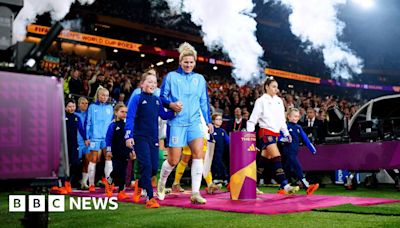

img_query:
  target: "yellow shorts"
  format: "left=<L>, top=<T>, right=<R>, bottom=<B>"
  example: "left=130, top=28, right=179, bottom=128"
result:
left=182, top=139, right=207, bottom=156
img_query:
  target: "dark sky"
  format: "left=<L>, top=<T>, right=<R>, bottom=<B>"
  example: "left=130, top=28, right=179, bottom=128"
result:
left=253, top=0, right=400, bottom=83
left=339, top=0, right=400, bottom=70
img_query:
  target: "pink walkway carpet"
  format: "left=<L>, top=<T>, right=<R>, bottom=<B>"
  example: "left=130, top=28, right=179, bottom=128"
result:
left=68, top=188, right=400, bottom=215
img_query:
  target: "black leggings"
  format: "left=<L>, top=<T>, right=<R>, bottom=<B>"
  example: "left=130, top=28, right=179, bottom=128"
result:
left=111, top=159, right=128, bottom=192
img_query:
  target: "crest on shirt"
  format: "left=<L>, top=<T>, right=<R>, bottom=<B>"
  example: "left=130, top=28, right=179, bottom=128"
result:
left=125, top=130, right=131, bottom=139
left=156, top=100, right=159, bottom=106
left=106, top=109, right=111, bottom=114
left=172, top=136, right=178, bottom=145
left=142, top=100, right=147, bottom=104
left=116, top=126, right=120, bottom=130
left=192, top=78, right=199, bottom=86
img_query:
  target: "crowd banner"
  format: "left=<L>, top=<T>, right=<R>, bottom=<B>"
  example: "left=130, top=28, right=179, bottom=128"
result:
left=265, top=68, right=321, bottom=84
left=229, top=132, right=257, bottom=200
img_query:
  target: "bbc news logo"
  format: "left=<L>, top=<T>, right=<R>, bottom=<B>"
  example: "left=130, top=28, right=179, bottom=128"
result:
left=9, top=195, right=118, bottom=212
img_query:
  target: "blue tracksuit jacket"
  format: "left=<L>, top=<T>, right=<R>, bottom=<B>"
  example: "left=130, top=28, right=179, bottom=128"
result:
left=86, top=101, right=114, bottom=140
left=75, top=110, right=87, bottom=146
left=282, top=122, right=316, bottom=155
left=106, top=120, right=131, bottom=160
left=160, top=67, right=211, bottom=126
left=125, top=92, right=175, bottom=139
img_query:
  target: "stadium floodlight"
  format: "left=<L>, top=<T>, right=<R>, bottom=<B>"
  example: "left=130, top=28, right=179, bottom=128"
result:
left=24, top=22, right=63, bottom=69
left=352, top=0, right=375, bottom=9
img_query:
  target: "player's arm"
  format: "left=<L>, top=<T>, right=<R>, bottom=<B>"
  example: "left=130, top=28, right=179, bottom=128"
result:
left=77, top=116, right=87, bottom=141
left=159, top=73, right=172, bottom=108
left=158, top=97, right=175, bottom=120
left=247, top=98, right=262, bottom=132
left=125, top=95, right=140, bottom=148
left=200, top=78, right=212, bottom=125
left=86, top=105, right=93, bottom=140
left=222, top=129, right=230, bottom=145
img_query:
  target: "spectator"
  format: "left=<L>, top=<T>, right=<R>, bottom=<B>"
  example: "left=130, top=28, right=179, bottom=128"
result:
left=227, top=107, right=247, bottom=133
left=300, top=107, right=326, bottom=144
left=88, top=73, right=106, bottom=98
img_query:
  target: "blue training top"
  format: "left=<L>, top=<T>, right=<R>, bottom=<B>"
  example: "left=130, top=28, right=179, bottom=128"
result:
left=125, top=92, right=174, bottom=140
left=160, top=67, right=211, bottom=127
left=86, top=101, right=114, bottom=140
left=75, top=110, right=87, bottom=146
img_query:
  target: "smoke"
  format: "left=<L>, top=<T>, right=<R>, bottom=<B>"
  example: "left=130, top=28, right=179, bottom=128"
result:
left=162, top=0, right=264, bottom=85
left=149, top=1, right=187, bottom=29
left=267, top=0, right=363, bottom=79
left=13, top=0, right=95, bottom=43
left=61, top=18, right=83, bottom=31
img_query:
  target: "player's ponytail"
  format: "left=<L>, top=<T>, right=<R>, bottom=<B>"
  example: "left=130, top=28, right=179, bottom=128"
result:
left=263, top=75, right=277, bottom=93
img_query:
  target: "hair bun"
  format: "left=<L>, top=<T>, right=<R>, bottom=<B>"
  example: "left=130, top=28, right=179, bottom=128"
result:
left=178, top=42, right=195, bottom=54
left=178, top=42, right=197, bottom=62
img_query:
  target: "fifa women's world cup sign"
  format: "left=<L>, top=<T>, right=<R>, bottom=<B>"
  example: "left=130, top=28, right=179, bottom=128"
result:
left=229, top=132, right=257, bottom=200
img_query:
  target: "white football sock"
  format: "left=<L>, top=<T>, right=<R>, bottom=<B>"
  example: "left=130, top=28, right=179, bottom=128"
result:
left=191, top=159, right=203, bottom=194
left=302, top=178, right=310, bottom=188
left=159, top=160, right=175, bottom=187
left=104, top=160, right=113, bottom=182
left=88, top=162, right=96, bottom=186
left=81, top=172, right=88, bottom=185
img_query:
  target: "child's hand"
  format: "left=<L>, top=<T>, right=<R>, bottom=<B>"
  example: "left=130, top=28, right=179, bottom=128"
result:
left=287, top=134, right=292, bottom=143
left=169, top=101, right=183, bottom=112
left=129, top=151, right=136, bottom=160
left=126, top=138, right=135, bottom=149
left=208, top=123, right=214, bottom=134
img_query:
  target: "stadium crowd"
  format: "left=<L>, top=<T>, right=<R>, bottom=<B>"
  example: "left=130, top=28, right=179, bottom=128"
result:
left=45, top=52, right=361, bottom=122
